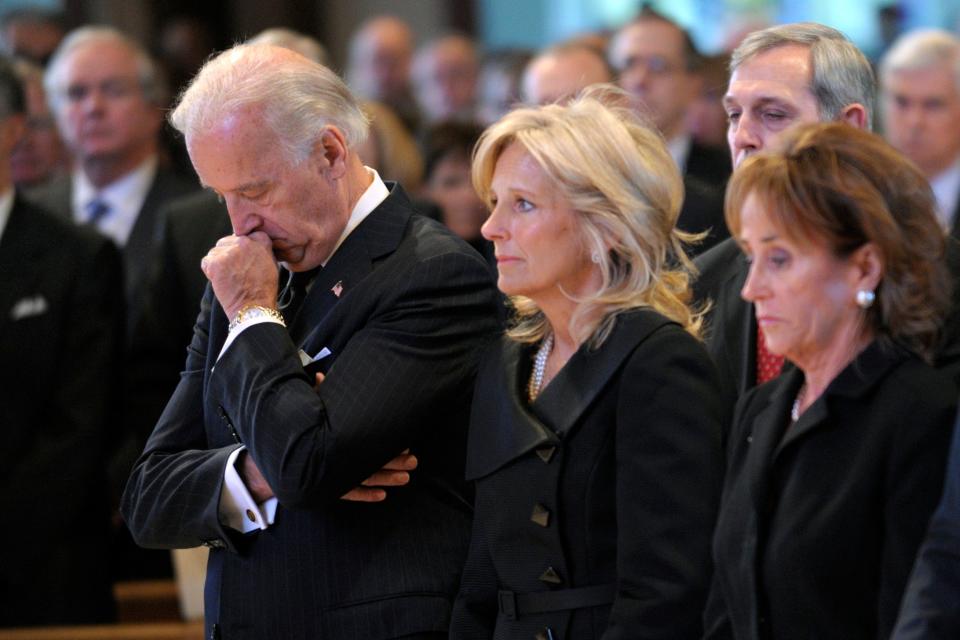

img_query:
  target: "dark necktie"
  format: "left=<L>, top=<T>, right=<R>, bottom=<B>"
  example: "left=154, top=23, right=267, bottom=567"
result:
left=756, top=324, right=784, bottom=384
left=85, top=198, right=110, bottom=228
left=277, top=267, right=321, bottom=323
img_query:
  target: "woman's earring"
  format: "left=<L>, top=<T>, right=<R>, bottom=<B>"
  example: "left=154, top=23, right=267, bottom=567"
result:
left=855, top=289, right=875, bottom=309
left=591, top=251, right=602, bottom=264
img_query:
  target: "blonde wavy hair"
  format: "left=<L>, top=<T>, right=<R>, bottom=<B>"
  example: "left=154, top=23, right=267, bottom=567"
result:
left=472, top=84, right=703, bottom=347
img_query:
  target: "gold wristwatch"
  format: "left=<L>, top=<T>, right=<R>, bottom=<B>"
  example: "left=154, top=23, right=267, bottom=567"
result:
left=228, top=304, right=286, bottom=332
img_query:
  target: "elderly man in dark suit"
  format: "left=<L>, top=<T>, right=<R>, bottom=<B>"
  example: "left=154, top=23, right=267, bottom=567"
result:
left=121, top=43, right=499, bottom=640
left=30, top=25, right=201, bottom=578
left=31, top=26, right=198, bottom=335
left=0, top=55, right=124, bottom=626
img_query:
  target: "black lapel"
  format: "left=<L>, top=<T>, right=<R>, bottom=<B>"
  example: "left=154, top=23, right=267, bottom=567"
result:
left=465, top=338, right=561, bottom=481
left=744, top=368, right=802, bottom=511
left=466, top=308, right=675, bottom=480
left=288, top=183, right=412, bottom=346
left=533, top=308, right=674, bottom=436
left=0, top=200, right=46, bottom=335
left=774, top=341, right=905, bottom=457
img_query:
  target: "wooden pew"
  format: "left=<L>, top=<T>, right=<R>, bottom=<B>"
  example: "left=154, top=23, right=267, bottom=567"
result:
left=0, top=621, right=204, bottom=640
left=113, top=580, right=181, bottom=623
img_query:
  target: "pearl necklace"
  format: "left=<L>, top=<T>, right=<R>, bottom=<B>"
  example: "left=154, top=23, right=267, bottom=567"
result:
left=791, top=383, right=807, bottom=422
left=528, top=333, right=555, bottom=402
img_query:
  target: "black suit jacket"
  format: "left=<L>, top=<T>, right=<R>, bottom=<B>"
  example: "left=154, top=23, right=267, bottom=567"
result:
left=121, top=185, right=500, bottom=639
left=679, top=175, right=728, bottom=256
left=451, top=309, right=726, bottom=640
left=685, top=140, right=732, bottom=192
left=27, top=167, right=199, bottom=334
left=893, top=408, right=960, bottom=639
left=0, top=198, right=124, bottom=626
left=704, top=342, right=957, bottom=640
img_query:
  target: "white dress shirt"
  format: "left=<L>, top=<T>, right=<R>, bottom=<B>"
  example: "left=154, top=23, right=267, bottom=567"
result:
left=72, top=155, right=158, bottom=246
left=0, top=188, right=16, bottom=243
left=218, top=168, right=390, bottom=533
left=930, top=156, right=960, bottom=233
left=667, top=132, right=692, bottom=175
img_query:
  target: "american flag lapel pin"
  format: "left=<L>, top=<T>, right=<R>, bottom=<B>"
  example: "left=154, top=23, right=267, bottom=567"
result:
left=331, top=280, right=344, bottom=297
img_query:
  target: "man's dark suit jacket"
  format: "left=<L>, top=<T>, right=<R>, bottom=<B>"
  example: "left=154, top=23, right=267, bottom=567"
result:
left=0, top=198, right=124, bottom=626
left=893, top=409, right=960, bottom=639
left=452, top=309, right=726, bottom=639
left=127, top=190, right=232, bottom=453
left=679, top=175, right=728, bottom=257
left=27, top=167, right=199, bottom=335
left=121, top=185, right=500, bottom=639
left=693, top=237, right=960, bottom=411
left=685, top=140, right=732, bottom=192
left=704, top=342, right=957, bottom=640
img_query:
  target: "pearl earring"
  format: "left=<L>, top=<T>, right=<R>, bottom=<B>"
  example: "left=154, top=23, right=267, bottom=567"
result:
left=591, top=251, right=601, bottom=264
left=856, top=289, right=875, bottom=309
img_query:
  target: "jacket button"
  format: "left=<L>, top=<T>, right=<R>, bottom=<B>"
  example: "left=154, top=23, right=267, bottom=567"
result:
left=538, top=566, right=562, bottom=585
left=530, top=503, right=550, bottom=527
left=217, top=405, right=227, bottom=419
left=535, top=446, right=556, bottom=463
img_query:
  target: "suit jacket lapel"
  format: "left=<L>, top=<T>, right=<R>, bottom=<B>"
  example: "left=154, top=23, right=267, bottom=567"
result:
left=465, top=339, right=561, bottom=481
left=466, top=309, right=674, bottom=480
left=533, top=308, right=673, bottom=436
left=745, top=368, right=801, bottom=510
left=290, top=184, right=412, bottom=346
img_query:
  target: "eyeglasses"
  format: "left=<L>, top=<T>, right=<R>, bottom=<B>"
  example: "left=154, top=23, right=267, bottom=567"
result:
left=618, top=55, right=680, bottom=76
left=60, top=77, right=141, bottom=103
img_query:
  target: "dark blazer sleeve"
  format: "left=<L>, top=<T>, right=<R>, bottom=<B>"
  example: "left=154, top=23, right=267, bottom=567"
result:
left=212, top=248, right=497, bottom=505
left=121, top=243, right=498, bottom=548
left=121, top=287, right=244, bottom=550
left=891, top=413, right=960, bottom=640
left=603, top=326, right=725, bottom=639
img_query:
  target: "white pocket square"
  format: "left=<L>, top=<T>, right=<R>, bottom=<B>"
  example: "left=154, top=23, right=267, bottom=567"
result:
left=298, top=347, right=332, bottom=366
left=10, top=295, right=48, bottom=321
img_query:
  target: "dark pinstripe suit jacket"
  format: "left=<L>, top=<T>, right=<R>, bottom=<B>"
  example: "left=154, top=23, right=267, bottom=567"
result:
left=121, top=185, right=500, bottom=639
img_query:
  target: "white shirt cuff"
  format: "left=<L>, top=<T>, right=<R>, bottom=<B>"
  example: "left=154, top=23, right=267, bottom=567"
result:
left=216, top=314, right=284, bottom=362
left=219, top=446, right=279, bottom=533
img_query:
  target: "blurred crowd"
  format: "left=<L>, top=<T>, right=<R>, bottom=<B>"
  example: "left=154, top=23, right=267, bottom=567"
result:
left=4, top=5, right=960, bottom=639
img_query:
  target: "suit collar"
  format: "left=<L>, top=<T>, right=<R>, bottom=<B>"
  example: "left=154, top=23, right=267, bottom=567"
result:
left=746, top=339, right=908, bottom=503
left=287, top=183, right=412, bottom=342
left=465, top=308, right=675, bottom=480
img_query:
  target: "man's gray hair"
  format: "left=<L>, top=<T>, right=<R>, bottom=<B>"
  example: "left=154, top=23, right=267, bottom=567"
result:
left=880, top=29, right=960, bottom=93
left=44, top=26, right=166, bottom=111
left=731, top=22, right=876, bottom=129
left=171, top=43, right=369, bottom=165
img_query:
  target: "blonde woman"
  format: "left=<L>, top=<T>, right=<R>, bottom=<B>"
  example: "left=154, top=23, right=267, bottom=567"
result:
left=450, top=85, right=726, bottom=639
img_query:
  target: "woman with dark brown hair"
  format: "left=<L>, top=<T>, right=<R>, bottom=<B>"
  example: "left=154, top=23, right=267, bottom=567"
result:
left=705, top=121, right=958, bottom=640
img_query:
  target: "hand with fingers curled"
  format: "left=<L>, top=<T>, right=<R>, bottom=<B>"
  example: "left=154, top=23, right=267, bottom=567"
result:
left=201, top=231, right=280, bottom=319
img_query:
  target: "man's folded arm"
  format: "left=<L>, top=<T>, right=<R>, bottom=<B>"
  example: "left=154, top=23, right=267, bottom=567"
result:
left=210, top=249, right=498, bottom=507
